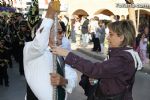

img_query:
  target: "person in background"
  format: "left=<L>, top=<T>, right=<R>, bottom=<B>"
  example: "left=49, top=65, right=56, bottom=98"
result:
left=15, top=20, right=32, bottom=75
left=138, top=25, right=149, bottom=65
left=120, top=15, right=125, bottom=21
left=52, top=20, right=142, bottom=100
left=70, top=17, right=76, bottom=43
left=74, top=16, right=82, bottom=46
left=14, top=13, right=24, bottom=31
left=0, top=39, right=9, bottom=87
left=23, top=1, right=77, bottom=100
left=81, top=16, right=89, bottom=47
left=98, top=21, right=106, bottom=54
left=115, top=15, right=120, bottom=21
left=90, top=17, right=101, bottom=52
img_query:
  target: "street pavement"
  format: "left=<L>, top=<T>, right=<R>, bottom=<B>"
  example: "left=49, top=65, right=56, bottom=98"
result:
left=0, top=59, right=26, bottom=100
left=0, top=43, right=150, bottom=100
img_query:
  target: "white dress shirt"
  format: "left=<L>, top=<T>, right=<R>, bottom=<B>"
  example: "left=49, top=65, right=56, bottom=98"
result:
left=23, top=18, right=78, bottom=100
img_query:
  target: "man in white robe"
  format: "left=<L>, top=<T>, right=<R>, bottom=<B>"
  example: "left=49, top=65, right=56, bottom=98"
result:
left=23, top=1, right=78, bottom=100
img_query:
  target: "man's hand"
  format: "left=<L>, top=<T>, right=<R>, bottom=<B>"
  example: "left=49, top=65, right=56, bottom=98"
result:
left=50, top=73, right=68, bottom=86
left=45, top=0, right=60, bottom=19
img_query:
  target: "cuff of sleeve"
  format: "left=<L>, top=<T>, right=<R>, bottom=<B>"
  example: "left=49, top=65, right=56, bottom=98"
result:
left=63, top=79, right=73, bottom=93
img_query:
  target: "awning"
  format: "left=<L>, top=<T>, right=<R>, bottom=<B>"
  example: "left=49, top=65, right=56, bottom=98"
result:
left=94, top=9, right=114, bottom=16
left=73, top=9, right=89, bottom=16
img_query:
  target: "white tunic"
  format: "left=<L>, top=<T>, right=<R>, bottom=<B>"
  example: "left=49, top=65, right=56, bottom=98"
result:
left=23, top=18, right=78, bottom=100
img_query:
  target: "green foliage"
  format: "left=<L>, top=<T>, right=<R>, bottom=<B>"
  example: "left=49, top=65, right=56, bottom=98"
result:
left=27, top=0, right=39, bottom=27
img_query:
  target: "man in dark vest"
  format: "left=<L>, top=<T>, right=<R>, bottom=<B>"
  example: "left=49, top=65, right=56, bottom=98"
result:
left=0, top=39, right=9, bottom=87
left=81, top=16, right=89, bottom=47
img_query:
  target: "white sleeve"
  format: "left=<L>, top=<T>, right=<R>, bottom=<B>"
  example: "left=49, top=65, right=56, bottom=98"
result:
left=64, top=64, right=78, bottom=93
left=24, top=18, right=53, bottom=61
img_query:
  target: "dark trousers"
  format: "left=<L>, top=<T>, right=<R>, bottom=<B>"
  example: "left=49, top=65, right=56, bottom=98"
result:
left=26, top=84, right=38, bottom=100
left=18, top=53, right=24, bottom=75
left=0, top=66, right=9, bottom=86
left=8, top=55, right=13, bottom=68
left=92, top=38, right=101, bottom=52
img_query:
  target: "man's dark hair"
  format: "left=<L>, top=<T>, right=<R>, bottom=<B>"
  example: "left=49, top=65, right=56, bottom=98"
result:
left=59, top=21, right=66, bottom=32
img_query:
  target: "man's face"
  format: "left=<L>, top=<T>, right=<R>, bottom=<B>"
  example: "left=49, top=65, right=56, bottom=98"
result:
left=49, top=22, right=64, bottom=48
left=20, top=26, right=27, bottom=32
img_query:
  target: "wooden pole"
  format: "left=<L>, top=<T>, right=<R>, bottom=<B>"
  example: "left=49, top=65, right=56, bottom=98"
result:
left=52, top=12, right=58, bottom=100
